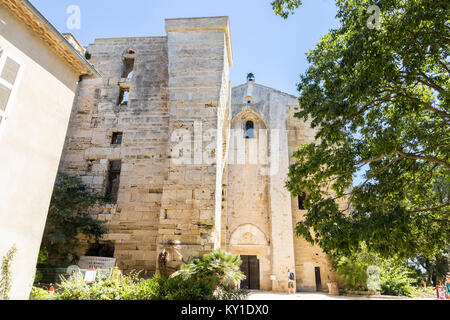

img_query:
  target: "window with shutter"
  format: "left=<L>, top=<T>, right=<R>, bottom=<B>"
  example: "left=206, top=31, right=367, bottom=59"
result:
left=1, top=57, right=20, bottom=85
left=0, top=50, right=22, bottom=129
left=0, top=83, right=11, bottom=111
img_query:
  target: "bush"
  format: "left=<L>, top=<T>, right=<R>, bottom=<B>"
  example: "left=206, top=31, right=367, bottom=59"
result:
left=215, top=285, right=249, bottom=300
left=336, top=256, right=368, bottom=291
left=29, top=250, right=249, bottom=300
left=29, top=287, right=54, bottom=301
left=378, top=263, right=414, bottom=297
left=176, top=249, right=246, bottom=291
left=147, top=275, right=214, bottom=300
left=39, top=173, right=107, bottom=269
left=30, top=273, right=244, bottom=300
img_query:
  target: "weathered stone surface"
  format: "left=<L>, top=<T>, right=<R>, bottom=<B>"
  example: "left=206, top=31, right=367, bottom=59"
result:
left=59, top=16, right=338, bottom=292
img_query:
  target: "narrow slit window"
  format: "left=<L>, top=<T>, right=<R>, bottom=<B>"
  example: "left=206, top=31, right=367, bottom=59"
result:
left=106, top=160, right=122, bottom=202
left=118, top=87, right=129, bottom=105
left=245, top=121, right=254, bottom=139
left=122, top=56, right=135, bottom=79
left=86, top=161, right=93, bottom=173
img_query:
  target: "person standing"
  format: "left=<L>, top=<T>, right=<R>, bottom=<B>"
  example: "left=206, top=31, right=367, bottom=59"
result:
left=445, top=273, right=450, bottom=300
left=287, top=269, right=296, bottom=294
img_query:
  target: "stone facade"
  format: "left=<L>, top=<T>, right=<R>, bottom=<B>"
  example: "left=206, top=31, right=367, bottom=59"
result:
left=59, top=16, right=337, bottom=291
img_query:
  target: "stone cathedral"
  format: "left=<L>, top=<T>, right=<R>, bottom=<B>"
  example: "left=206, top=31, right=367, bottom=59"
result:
left=59, top=16, right=338, bottom=292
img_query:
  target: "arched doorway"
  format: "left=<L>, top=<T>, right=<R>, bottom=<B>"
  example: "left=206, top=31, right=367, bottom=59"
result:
left=229, top=224, right=269, bottom=290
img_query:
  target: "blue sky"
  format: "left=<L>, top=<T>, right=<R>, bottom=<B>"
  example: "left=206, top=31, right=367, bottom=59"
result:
left=30, top=0, right=339, bottom=96
left=30, top=0, right=365, bottom=184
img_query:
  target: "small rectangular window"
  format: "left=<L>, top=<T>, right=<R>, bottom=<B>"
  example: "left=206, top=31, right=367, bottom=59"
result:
left=245, top=121, right=255, bottom=139
left=122, top=56, right=135, bottom=79
left=106, top=160, right=122, bottom=202
left=86, top=160, right=94, bottom=173
left=111, top=132, right=123, bottom=145
left=118, top=87, right=129, bottom=106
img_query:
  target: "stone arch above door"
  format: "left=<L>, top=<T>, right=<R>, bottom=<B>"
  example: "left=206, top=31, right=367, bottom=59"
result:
left=230, top=224, right=268, bottom=246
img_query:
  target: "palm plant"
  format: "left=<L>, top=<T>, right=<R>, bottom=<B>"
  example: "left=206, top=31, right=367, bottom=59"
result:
left=176, top=249, right=245, bottom=290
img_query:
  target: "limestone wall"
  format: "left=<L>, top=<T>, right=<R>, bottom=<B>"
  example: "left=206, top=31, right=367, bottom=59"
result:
left=225, top=105, right=271, bottom=290
left=59, top=36, right=170, bottom=274
left=227, top=82, right=299, bottom=292
left=286, top=105, right=338, bottom=291
left=156, top=17, right=232, bottom=272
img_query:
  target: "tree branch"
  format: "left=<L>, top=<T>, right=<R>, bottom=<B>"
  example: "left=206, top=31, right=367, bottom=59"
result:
left=408, top=203, right=450, bottom=213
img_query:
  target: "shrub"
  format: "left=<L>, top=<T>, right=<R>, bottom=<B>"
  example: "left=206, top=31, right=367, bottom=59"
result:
left=31, top=274, right=222, bottom=301
left=215, top=285, right=249, bottom=300
left=39, top=173, right=107, bottom=269
left=378, top=263, right=414, bottom=297
left=176, top=249, right=246, bottom=291
left=336, top=256, right=368, bottom=291
left=55, top=269, right=142, bottom=300
left=29, top=287, right=54, bottom=300
left=29, top=250, right=249, bottom=300
left=148, top=275, right=214, bottom=300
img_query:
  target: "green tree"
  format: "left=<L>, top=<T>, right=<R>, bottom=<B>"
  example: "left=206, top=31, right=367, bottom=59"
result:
left=272, top=0, right=449, bottom=260
left=411, top=249, right=449, bottom=286
left=39, top=173, right=107, bottom=267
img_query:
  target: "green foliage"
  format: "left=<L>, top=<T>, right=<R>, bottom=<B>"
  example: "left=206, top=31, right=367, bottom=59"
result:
left=334, top=244, right=378, bottom=291
left=147, top=275, right=215, bottom=300
left=30, top=267, right=247, bottom=300
left=215, top=285, right=249, bottom=301
left=54, top=269, right=151, bottom=300
left=0, top=245, right=17, bottom=300
left=29, top=287, right=54, bottom=301
left=410, top=286, right=436, bottom=299
left=176, top=249, right=246, bottom=291
left=271, top=0, right=302, bottom=19
left=39, top=173, right=107, bottom=268
left=333, top=244, right=420, bottom=296
left=409, top=249, right=450, bottom=286
left=336, top=256, right=368, bottom=291
left=282, top=0, right=449, bottom=261
left=378, top=262, right=414, bottom=297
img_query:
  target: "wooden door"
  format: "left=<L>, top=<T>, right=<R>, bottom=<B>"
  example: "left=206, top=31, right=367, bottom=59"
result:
left=240, top=255, right=260, bottom=290
left=240, top=256, right=249, bottom=289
